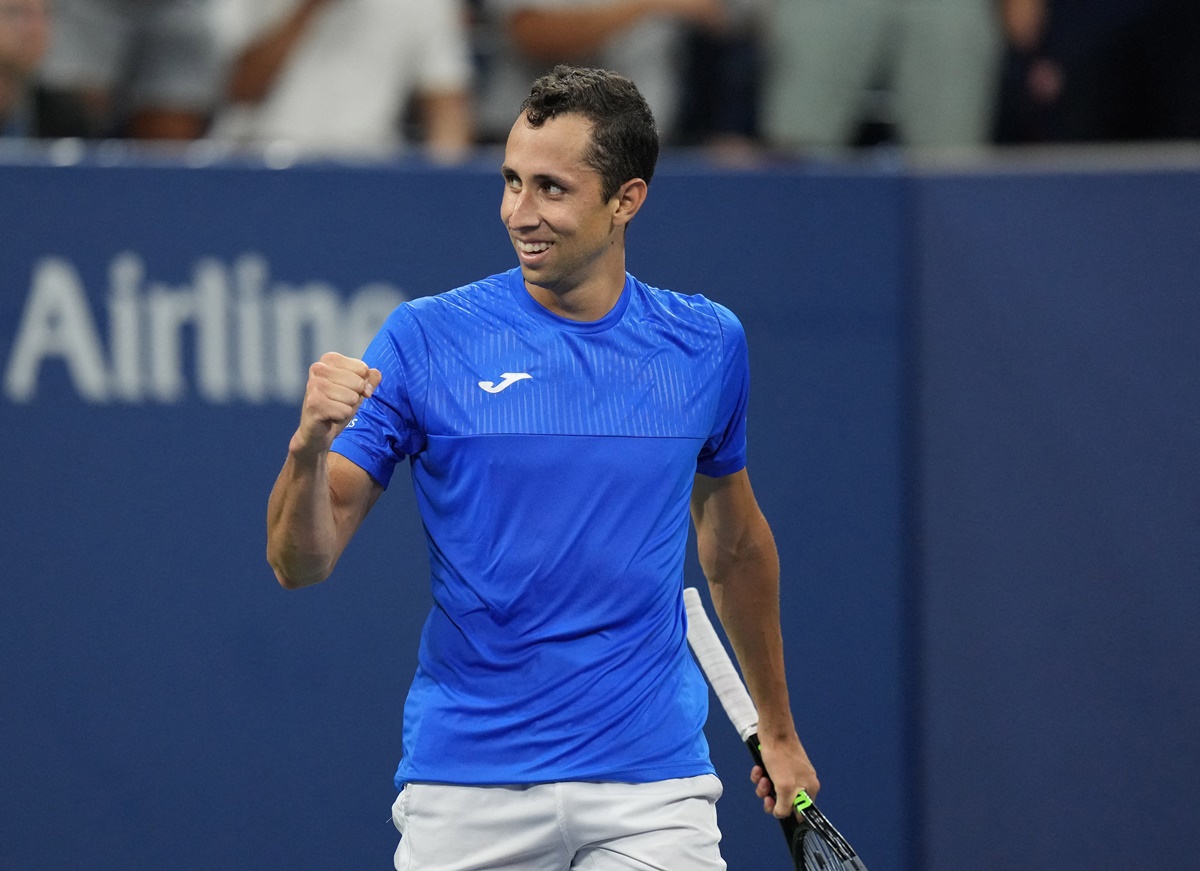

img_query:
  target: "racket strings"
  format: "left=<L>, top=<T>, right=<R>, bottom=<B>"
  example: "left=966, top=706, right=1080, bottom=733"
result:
left=797, top=825, right=861, bottom=871
left=799, top=807, right=857, bottom=860
left=800, top=829, right=843, bottom=870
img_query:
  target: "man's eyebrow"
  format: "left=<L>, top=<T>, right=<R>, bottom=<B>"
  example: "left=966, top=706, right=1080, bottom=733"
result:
left=500, top=166, right=570, bottom=187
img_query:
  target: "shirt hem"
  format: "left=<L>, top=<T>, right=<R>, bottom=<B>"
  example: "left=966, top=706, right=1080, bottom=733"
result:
left=394, top=761, right=716, bottom=791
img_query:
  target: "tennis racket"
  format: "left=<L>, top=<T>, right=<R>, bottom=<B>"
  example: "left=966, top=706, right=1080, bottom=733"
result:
left=683, top=586, right=869, bottom=871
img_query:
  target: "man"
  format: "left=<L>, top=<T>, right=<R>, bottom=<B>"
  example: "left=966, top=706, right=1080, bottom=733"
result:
left=267, top=65, right=816, bottom=869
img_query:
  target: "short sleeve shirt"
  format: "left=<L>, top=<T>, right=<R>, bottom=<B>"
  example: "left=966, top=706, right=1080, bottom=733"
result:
left=333, top=269, right=750, bottom=787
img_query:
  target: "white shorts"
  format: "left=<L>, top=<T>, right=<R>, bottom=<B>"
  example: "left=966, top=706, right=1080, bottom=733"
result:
left=391, top=775, right=727, bottom=871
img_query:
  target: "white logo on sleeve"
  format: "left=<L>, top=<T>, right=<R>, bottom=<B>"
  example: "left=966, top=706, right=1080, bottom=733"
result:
left=478, top=372, right=532, bottom=393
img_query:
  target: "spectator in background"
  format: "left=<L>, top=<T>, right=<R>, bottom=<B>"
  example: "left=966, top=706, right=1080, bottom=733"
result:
left=994, top=0, right=1200, bottom=143
left=675, top=0, right=767, bottom=155
left=761, top=0, right=1003, bottom=152
left=209, top=0, right=473, bottom=159
left=472, top=0, right=728, bottom=144
left=0, top=0, right=91, bottom=138
left=38, top=0, right=221, bottom=140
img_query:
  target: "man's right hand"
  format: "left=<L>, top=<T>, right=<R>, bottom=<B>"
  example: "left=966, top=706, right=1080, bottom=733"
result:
left=289, top=352, right=382, bottom=457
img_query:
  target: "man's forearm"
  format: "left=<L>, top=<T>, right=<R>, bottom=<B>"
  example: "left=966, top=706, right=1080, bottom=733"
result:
left=706, top=529, right=796, bottom=740
left=266, top=448, right=340, bottom=588
left=703, top=512, right=819, bottom=810
left=267, top=353, right=382, bottom=589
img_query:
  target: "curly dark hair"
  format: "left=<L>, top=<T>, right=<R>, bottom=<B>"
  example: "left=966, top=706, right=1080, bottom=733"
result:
left=519, top=65, right=660, bottom=202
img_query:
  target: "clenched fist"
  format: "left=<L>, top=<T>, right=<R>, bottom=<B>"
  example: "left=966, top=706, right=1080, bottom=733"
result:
left=289, top=352, right=382, bottom=457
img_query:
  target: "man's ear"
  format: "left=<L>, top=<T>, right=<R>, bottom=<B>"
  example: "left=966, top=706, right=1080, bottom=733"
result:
left=611, top=178, right=648, bottom=227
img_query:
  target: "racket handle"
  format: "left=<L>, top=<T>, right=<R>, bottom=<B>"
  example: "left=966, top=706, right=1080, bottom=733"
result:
left=749, top=735, right=862, bottom=866
left=745, top=733, right=805, bottom=870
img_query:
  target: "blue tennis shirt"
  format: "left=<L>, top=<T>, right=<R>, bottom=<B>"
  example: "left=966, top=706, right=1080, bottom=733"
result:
left=332, top=268, right=750, bottom=789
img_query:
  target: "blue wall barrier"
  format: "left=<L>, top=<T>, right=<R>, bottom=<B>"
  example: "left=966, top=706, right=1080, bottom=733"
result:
left=2, top=148, right=1198, bottom=871
left=913, top=165, right=1200, bottom=870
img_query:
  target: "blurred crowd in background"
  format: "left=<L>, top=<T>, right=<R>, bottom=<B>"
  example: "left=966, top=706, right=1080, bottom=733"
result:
left=2, top=0, right=1198, bottom=161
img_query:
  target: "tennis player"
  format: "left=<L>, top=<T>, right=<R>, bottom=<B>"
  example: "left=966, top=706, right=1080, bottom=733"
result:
left=266, top=64, right=818, bottom=870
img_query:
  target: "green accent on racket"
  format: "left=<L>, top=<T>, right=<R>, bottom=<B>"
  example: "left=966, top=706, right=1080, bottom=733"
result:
left=793, top=791, right=814, bottom=812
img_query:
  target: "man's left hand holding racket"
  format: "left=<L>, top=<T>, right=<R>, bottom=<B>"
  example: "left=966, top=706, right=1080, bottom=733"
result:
left=753, top=725, right=821, bottom=824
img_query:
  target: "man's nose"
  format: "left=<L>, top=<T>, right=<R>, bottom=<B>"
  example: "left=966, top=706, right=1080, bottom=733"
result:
left=506, top=189, right=536, bottom=229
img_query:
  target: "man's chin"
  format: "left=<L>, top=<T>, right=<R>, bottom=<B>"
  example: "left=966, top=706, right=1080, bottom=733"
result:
left=519, top=262, right=551, bottom=284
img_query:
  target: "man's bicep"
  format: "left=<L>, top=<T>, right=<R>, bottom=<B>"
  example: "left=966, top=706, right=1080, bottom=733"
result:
left=692, top=468, right=754, bottom=549
left=329, top=452, right=384, bottom=549
left=693, top=467, right=775, bottom=567
left=690, top=470, right=717, bottom=514
left=691, top=467, right=754, bottom=522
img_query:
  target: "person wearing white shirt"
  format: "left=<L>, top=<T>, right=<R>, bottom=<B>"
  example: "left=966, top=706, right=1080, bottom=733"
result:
left=210, top=0, right=473, bottom=158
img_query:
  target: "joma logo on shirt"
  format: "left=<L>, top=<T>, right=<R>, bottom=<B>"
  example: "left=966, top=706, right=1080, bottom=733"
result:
left=478, top=372, right=532, bottom=393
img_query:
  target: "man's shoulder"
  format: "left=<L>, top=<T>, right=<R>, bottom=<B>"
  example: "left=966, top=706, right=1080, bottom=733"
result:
left=392, top=269, right=517, bottom=331
left=408, top=269, right=513, bottom=309
left=630, top=275, right=743, bottom=334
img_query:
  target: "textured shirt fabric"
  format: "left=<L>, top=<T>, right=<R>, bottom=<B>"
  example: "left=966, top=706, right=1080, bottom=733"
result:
left=332, top=268, right=750, bottom=788
left=210, top=0, right=471, bottom=153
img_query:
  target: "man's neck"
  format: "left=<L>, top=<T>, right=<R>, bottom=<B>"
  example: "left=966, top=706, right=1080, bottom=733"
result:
left=523, top=235, right=630, bottom=321
left=525, top=261, right=628, bottom=322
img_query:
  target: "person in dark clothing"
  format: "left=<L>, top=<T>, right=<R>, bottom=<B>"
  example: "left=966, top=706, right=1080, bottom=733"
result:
left=995, top=0, right=1200, bottom=143
left=1, top=0, right=92, bottom=138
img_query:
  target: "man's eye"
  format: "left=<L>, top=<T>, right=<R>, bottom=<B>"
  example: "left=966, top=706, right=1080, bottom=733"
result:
left=544, top=183, right=564, bottom=195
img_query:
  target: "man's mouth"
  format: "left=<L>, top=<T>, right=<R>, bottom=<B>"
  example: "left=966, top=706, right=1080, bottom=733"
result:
left=516, top=240, right=552, bottom=254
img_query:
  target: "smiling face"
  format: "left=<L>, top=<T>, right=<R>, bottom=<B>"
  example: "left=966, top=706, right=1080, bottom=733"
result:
left=501, top=111, right=643, bottom=317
